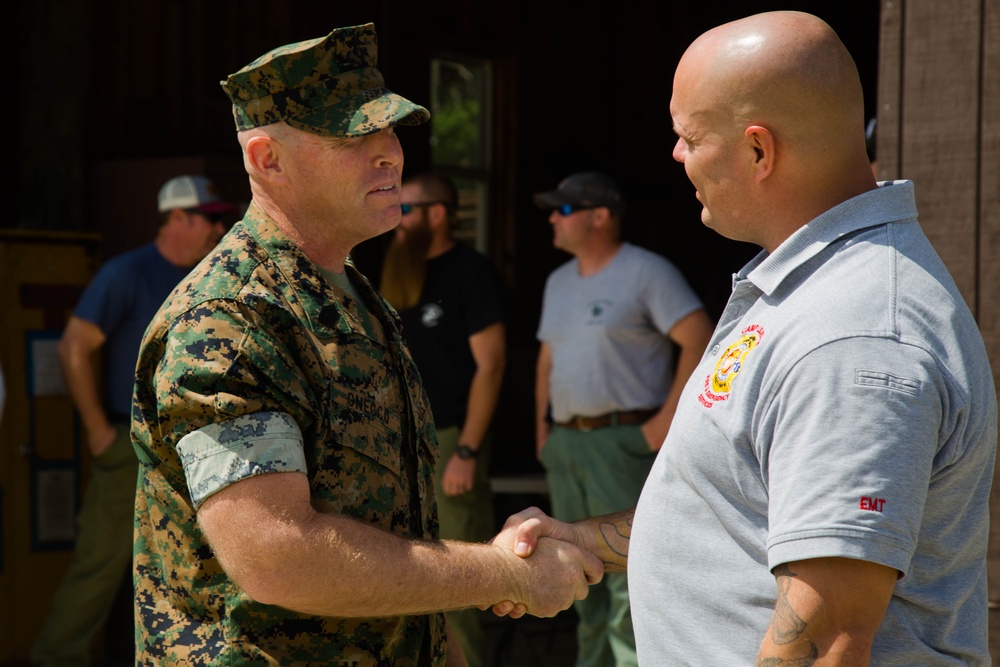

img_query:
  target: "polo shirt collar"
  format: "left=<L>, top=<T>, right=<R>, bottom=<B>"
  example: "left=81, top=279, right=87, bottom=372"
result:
left=738, top=180, right=919, bottom=296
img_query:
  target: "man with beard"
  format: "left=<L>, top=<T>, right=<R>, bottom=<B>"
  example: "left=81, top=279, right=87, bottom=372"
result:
left=380, top=170, right=506, bottom=667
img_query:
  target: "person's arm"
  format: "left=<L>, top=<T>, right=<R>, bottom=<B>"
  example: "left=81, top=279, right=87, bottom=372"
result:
left=58, top=316, right=116, bottom=457
left=196, top=470, right=604, bottom=619
left=440, top=322, right=506, bottom=496
left=757, top=557, right=896, bottom=665
left=640, top=308, right=714, bottom=450
left=534, top=342, right=553, bottom=460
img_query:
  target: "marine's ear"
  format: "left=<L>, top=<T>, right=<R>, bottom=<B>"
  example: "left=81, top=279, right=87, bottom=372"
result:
left=244, top=134, right=287, bottom=184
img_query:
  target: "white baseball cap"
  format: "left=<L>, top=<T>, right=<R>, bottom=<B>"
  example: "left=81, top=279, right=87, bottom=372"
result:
left=157, top=175, right=235, bottom=214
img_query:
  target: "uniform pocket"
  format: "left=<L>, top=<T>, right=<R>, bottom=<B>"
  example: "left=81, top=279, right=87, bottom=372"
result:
left=327, top=382, right=402, bottom=477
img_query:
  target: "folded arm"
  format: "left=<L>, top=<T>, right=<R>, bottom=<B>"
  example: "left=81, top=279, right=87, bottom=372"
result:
left=641, top=308, right=714, bottom=450
left=59, top=316, right=116, bottom=456
left=534, top=342, right=552, bottom=459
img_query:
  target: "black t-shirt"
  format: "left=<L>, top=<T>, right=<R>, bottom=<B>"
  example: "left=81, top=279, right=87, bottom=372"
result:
left=399, top=243, right=504, bottom=428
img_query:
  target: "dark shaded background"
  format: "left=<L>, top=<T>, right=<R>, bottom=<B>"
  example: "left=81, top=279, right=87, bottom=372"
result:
left=14, top=0, right=880, bottom=476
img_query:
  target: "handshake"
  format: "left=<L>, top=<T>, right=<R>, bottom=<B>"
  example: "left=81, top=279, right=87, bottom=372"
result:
left=477, top=506, right=631, bottom=619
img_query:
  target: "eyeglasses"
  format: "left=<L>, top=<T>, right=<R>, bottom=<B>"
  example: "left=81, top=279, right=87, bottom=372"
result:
left=555, top=203, right=600, bottom=216
left=400, top=201, right=445, bottom=215
left=185, top=209, right=224, bottom=224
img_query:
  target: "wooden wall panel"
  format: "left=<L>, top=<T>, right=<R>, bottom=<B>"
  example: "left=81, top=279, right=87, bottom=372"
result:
left=981, top=0, right=1000, bottom=372
left=979, top=0, right=1000, bottom=640
left=900, top=2, right=983, bottom=304
left=881, top=0, right=999, bottom=655
left=876, top=0, right=902, bottom=181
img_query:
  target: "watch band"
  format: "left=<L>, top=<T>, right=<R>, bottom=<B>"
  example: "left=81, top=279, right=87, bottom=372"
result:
left=455, top=444, right=479, bottom=460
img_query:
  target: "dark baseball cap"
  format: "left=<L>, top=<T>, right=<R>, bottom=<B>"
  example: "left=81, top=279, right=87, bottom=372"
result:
left=533, top=172, right=624, bottom=214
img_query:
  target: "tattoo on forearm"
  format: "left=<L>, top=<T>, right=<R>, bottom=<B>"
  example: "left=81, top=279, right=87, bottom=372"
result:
left=755, top=564, right=818, bottom=666
left=772, top=564, right=806, bottom=645
left=597, top=513, right=632, bottom=566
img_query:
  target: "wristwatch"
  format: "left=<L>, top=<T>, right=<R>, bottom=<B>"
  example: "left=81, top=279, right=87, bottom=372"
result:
left=455, top=444, right=479, bottom=460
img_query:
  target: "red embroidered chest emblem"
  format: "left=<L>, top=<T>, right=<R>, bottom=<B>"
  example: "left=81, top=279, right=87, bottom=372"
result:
left=698, top=324, right=764, bottom=408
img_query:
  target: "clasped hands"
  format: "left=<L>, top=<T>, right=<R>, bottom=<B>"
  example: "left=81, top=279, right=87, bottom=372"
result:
left=482, top=506, right=602, bottom=619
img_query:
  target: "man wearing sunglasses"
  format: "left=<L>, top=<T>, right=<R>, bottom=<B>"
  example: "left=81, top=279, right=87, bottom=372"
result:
left=32, top=174, right=233, bottom=667
left=532, top=171, right=714, bottom=667
left=380, top=170, right=506, bottom=667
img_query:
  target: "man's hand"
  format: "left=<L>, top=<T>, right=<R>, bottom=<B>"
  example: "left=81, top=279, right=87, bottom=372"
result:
left=640, top=415, right=670, bottom=451
left=485, top=506, right=636, bottom=617
left=441, top=455, right=476, bottom=496
left=488, top=519, right=603, bottom=618
left=495, top=506, right=590, bottom=558
left=484, top=507, right=600, bottom=618
left=87, top=422, right=117, bottom=458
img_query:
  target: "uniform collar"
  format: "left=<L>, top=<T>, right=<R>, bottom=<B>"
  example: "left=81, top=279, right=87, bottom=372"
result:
left=239, top=201, right=399, bottom=345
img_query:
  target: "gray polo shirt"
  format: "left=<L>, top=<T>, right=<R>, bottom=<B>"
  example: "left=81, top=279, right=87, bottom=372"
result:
left=630, top=181, right=997, bottom=665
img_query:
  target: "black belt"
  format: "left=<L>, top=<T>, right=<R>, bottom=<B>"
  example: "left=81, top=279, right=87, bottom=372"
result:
left=556, top=409, right=655, bottom=431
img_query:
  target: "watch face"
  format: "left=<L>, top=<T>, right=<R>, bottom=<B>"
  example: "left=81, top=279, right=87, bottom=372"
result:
left=456, top=444, right=477, bottom=460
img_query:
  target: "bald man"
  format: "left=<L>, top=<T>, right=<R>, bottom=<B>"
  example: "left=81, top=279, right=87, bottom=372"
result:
left=498, top=11, right=996, bottom=666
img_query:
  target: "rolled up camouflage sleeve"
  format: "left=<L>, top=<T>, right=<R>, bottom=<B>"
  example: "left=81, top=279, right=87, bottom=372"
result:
left=177, top=411, right=307, bottom=509
left=135, top=297, right=319, bottom=494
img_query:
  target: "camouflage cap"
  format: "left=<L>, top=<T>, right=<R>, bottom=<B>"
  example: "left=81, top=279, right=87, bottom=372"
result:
left=220, top=23, right=429, bottom=138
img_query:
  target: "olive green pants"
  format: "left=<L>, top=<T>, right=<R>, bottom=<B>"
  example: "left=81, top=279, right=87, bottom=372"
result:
left=432, top=426, right=495, bottom=667
left=31, top=424, right=138, bottom=667
left=540, top=424, right=656, bottom=667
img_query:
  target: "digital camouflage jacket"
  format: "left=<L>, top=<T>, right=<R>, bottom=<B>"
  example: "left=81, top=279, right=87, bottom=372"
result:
left=131, top=201, right=444, bottom=666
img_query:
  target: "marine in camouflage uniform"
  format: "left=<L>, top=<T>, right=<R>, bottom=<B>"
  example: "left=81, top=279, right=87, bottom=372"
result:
left=130, top=22, right=602, bottom=666
left=132, top=202, right=443, bottom=664
left=130, top=24, right=441, bottom=666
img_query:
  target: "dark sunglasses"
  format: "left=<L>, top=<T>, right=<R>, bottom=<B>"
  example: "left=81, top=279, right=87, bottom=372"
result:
left=555, top=203, right=599, bottom=216
left=185, top=209, right=224, bottom=224
left=400, top=201, right=445, bottom=215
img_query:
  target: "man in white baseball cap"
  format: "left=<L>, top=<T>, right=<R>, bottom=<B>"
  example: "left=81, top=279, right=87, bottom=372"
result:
left=158, top=174, right=235, bottom=215
left=31, top=174, right=234, bottom=667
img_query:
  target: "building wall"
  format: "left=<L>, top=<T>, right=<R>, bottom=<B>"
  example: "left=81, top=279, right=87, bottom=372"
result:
left=877, top=0, right=1000, bottom=655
